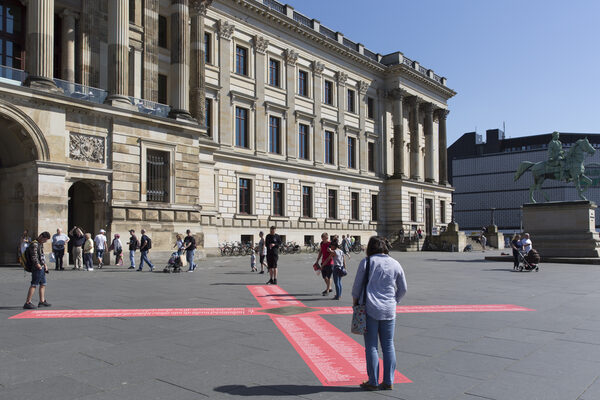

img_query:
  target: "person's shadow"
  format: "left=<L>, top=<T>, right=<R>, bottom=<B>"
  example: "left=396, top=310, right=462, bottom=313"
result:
left=214, top=384, right=358, bottom=396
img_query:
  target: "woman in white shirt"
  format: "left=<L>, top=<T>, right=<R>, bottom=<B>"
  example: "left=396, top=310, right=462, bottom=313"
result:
left=352, top=236, right=407, bottom=391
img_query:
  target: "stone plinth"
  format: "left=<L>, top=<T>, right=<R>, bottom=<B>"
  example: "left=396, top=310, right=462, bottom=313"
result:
left=523, top=201, right=600, bottom=257
left=486, top=224, right=504, bottom=249
left=439, top=222, right=467, bottom=252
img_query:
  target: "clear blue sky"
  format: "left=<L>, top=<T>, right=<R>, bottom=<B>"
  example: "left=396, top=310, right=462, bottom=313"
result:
left=283, top=0, right=600, bottom=146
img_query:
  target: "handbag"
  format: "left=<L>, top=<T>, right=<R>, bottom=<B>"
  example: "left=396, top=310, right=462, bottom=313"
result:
left=334, top=264, right=348, bottom=277
left=351, top=257, right=370, bottom=335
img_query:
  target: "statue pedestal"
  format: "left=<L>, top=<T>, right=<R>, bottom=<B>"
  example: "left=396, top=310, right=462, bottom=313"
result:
left=523, top=201, right=600, bottom=257
left=486, top=225, right=505, bottom=249
left=440, top=222, right=467, bottom=252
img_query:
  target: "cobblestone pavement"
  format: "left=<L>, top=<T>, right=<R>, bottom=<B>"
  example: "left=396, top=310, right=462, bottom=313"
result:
left=1, top=250, right=600, bottom=399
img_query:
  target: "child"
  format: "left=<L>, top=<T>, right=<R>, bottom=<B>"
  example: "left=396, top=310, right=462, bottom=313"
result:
left=331, top=239, right=347, bottom=300
left=110, top=234, right=123, bottom=266
left=250, top=249, right=257, bottom=272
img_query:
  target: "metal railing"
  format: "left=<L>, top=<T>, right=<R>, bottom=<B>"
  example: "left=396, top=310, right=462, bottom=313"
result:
left=343, top=37, right=359, bottom=51
left=293, top=11, right=312, bottom=28
left=128, top=96, right=171, bottom=118
left=0, top=65, right=27, bottom=85
left=53, top=78, right=109, bottom=104
left=262, top=0, right=285, bottom=13
left=319, top=25, right=337, bottom=40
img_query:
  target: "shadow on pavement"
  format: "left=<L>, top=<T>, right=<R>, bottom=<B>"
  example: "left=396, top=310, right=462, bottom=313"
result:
left=424, top=258, right=487, bottom=263
left=214, top=384, right=358, bottom=396
left=0, top=306, right=25, bottom=310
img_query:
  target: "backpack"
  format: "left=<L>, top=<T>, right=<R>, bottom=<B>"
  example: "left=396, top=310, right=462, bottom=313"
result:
left=146, top=237, right=152, bottom=250
left=20, top=240, right=38, bottom=273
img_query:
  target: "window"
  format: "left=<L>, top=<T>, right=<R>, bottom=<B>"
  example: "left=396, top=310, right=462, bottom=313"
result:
left=272, top=182, right=284, bottom=216
left=158, top=15, right=168, bottom=48
left=324, top=131, right=334, bottom=165
left=304, top=235, right=314, bottom=246
left=235, top=45, right=248, bottom=76
left=371, top=194, right=379, bottom=221
left=299, top=123, right=309, bottom=160
left=298, top=70, right=308, bottom=96
left=351, top=192, right=359, bottom=220
left=205, top=98, right=212, bottom=137
left=0, top=1, right=25, bottom=70
left=348, top=137, right=356, bottom=169
left=410, top=196, right=417, bottom=221
left=129, top=0, right=135, bottom=23
left=324, top=80, right=333, bottom=105
left=241, top=234, right=254, bottom=246
left=368, top=142, right=375, bottom=172
left=328, top=189, right=337, bottom=219
left=239, top=178, right=252, bottom=214
left=204, top=32, right=211, bottom=64
left=269, top=58, right=280, bottom=87
left=347, top=89, right=355, bottom=113
left=235, top=107, right=249, bottom=148
left=367, top=97, right=374, bottom=119
left=269, top=116, right=281, bottom=154
left=158, top=74, right=167, bottom=104
left=302, top=186, right=312, bottom=218
left=146, top=150, right=170, bottom=203
left=440, top=200, right=446, bottom=224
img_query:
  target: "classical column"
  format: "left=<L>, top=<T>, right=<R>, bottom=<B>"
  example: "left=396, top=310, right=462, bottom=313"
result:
left=143, top=0, right=159, bottom=101
left=168, top=0, right=194, bottom=121
left=336, top=71, right=348, bottom=170
left=24, top=0, right=57, bottom=90
left=190, top=0, right=213, bottom=124
left=60, top=10, right=76, bottom=83
left=408, top=96, right=422, bottom=181
left=423, top=102, right=436, bottom=183
left=358, top=81, right=369, bottom=174
left=284, top=49, right=298, bottom=161
left=437, top=109, right=449, bottom=185
left=218, top=20, right=234, bottom=146
left=253, top=36, right=269, bottom=154
left=390, top=89, right=405, bottom=178
left=105, top=0, right=131, bottom=106
left=312, top=61, right=325, bottom=165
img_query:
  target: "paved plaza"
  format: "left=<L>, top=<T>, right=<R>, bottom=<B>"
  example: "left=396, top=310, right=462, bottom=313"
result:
left=2, top=250, right=600, bottom=400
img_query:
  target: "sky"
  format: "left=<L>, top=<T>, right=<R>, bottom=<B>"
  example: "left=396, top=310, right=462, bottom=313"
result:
left=283, top=0, right=600, bottom=146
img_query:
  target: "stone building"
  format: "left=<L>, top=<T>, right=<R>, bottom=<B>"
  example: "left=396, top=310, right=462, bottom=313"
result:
left=0, top=0, right=454, bottom=261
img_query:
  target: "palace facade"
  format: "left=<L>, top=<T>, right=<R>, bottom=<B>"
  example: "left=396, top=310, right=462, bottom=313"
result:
left=0, top=0, right=455, bottom=260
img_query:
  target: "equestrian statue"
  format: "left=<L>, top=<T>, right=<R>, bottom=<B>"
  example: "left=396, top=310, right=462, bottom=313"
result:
left=514, top=132, right=596, bottom=203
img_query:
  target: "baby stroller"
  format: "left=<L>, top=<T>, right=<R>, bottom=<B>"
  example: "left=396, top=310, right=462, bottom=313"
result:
left=516, top=248, right=540, bottom=272
left=163, top=252, right=184, bottom=273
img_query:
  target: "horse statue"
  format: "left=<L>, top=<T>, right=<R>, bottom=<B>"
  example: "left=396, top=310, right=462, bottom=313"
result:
left=514, top=137, right=596, bottom=203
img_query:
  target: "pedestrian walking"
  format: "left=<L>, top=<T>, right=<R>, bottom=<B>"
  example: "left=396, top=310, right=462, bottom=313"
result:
left=257, top=231, right=266, bottom=274
left=110, top=234, right=123, bottom=266
left=174, top=234, right=184, bottom=256
left=69, top=226, right=85, bottom=270
left=23, top=231, right=52, bottom=309
left=352, top=236, right=407, bottom=391
left=184, top=230, right=196, bottom=272
left=265, top=226, right=282, bottom=284
left=127, top=229, right=139, bottom=269
left=341, top=234, right=351, bottom=258
left=51, top=228, right=69, bottom=270
left=94, top=229, right=108, bottom=268
left=138, top=229, right=154, bottom=271
left=331, top=239, right=347, bottom=300
left=315, top=232, right=334, bottom=296
left=83, top=233, right=94, bottom=271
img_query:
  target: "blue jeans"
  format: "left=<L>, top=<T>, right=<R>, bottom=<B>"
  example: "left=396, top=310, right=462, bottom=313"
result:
left=186, top=249, right=195, bottom=271
left=138, top=250, right=154, bottom=270
left=96, top=249, right=105, bottom=264
left=364, top=316, right=396, bottom=386
left=129, top=250, right=136, bottom=268
left=84, top=253, right=93, bottom=270
left=332, top=269, right=342, bottom=298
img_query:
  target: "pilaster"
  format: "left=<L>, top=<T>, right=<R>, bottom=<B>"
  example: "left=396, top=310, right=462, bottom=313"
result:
left=284, top=49, right=298, bottom=161
left=357, top=81, right=369, bottom=174
left=336, top=71, right=348, bottom=170
left=423, top=102, right=436, bottom=183
left=105, top=0, right=132, bottom=107
left=408, top=96, right=422, bottom=181
left=218, top=20, right=234, bottom=146
left=312, top=61, right=325, bottom=165
left=254, top=36, right=269, bottom=154
left=190, top=0, right=213, bottom=124
left=437, top=108, right=450, bottom=185
left=390, top=88, right=406, bottom=178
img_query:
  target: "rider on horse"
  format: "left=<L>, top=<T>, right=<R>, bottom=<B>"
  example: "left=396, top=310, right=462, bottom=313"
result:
left=547, top=131, right=565, bottom=180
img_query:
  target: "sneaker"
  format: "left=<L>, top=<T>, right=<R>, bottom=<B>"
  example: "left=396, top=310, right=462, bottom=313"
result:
left=266, top=279, right=273, bottom=284
left=187, top=269, right=194, bottom=272
left=88, top=268, right=93, bottom=271
left=379, top=383, right=393, bottom=390
left=38, top=300, right=52, bottom=307
left=128, top=266, right=135, bottom=269
left=359, top=382, right=379, bottom=391
left=23, top=302, right=36, bottom=309
left=333, top=296, right=340, bottom=300
left=322, top=290, right=329, bottom=296
left=149, top=267, right=154, bottom=272
left=259, top=271, right=265, bottom=274
left=273, top=279, right=277, bottom=285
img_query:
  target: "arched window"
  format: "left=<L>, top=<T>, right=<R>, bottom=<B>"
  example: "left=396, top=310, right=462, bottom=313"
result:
left=0, top=0, right=25, bottom=70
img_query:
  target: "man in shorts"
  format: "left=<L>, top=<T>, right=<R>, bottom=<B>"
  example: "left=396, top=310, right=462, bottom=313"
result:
left=265, top=226, right=282, bottom=284
left=23, top=231, right=52, bottom=309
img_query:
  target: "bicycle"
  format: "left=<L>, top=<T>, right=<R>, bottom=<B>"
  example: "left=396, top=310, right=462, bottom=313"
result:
left=351, top=242, right=364, bottom=254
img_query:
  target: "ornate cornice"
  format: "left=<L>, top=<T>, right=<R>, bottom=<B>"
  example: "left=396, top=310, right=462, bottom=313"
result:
left=218, top=20, right=235, bottom=40
left=386, top=64, right=456, bottom=99
left=335, top=71, right=348, bottom=86
left=312, top=61, right=325, bottom=76
left=254, top=36, right=269, bottom=54
left=190, top=0, right=213, bottom=16
left=283, top=49, right=299, bottom=66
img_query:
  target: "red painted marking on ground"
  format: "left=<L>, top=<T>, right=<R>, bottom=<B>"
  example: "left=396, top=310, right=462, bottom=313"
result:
left=9, top=307, right=263, bottom=319
left=316, top=304, right=535, bottom=315
left=247, top=285, right=410, bottom=386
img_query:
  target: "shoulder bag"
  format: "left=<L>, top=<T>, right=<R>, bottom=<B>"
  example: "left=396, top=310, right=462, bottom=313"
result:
left=351, top=257, right=370, bottom=335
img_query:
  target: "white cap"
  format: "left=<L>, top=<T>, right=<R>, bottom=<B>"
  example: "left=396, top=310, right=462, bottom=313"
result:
left=100, top=229, right=106, bottom=233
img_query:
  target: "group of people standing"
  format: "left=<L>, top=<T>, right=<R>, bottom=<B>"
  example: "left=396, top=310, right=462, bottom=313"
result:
left=510, top=232, right=533, bottom=268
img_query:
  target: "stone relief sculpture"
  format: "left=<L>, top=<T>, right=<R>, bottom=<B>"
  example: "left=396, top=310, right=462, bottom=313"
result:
left=69, top=133, right=105, bottom=163
left=514, top=132, right=595, bottom=202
